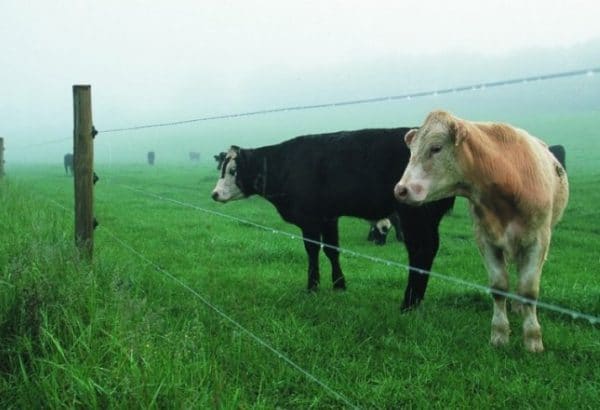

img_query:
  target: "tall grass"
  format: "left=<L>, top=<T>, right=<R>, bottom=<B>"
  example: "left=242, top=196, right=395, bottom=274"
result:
left=1, top=112, right=599, bottom=408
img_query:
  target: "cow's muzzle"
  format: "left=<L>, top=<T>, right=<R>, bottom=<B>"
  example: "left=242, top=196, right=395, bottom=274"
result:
left=394, top=184, right=409, bottom=201
left=394, top=182, right=425, bottom=205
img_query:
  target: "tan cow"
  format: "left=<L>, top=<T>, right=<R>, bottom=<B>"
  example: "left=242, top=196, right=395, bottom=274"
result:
left=394, top=110, right=569, bottom=352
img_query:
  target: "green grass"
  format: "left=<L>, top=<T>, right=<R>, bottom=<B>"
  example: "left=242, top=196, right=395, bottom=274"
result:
left=2, top=114, right=600, bottom=408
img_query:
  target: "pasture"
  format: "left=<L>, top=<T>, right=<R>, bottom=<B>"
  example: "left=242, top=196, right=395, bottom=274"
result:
left=1, top=113, right=600, bottom=408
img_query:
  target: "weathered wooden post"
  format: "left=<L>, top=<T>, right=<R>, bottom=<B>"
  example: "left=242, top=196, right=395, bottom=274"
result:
left=73, top=85, right=95, bottom=259
left=0, top=137, right=4, bottom=178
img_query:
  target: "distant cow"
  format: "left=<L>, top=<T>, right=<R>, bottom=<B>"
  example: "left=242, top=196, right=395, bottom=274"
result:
left=212, top=128, right=455, bottom=310
left=147, top=151, right=155, bottom=166
left=189, top=151, right=201, bottom=162
left=63, top=153, right=73, bottom=175
left=367, top=213, right=403, bottom=245
left=214, top=152, right=226, bottom=170
left=394, top=110, right=569, bottom=352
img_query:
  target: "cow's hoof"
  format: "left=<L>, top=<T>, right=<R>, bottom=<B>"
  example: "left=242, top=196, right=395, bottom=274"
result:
left=400, top=299, right=422, bottom=313
left=333, top=279, right=346, bottom=290
left=524, top=325, right=544, bottom=353
left=524, top=338, right=544, bottom=353
left=400, top=292, right=423, bottom=312
left=490, top=318, right=510, bottom=347
left=490, top=332, right=510, bottom=347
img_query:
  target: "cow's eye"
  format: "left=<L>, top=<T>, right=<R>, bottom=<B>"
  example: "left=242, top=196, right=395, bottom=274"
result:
left=429, top=145, right=442, bottom=156
left=228, top=168, right=236, bottom=176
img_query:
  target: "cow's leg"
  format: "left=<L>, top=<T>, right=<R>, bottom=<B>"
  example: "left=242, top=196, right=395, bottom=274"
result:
left=478, top=238, right=510, bottom=347
left=515, top=231, right=549, bottom=353
left=399, top=206, right=441, bottom=311
left=321, top=218, right=346, bottom=290
left=301, top=225, right=322, bottom=291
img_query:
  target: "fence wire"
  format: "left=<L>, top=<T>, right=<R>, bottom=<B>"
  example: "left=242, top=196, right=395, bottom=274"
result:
left=41, top=194, right=360, bottom=410
left=98, top=67, right=599, bottom=134
left=8, top=66, right=599, bottom=150
left=32, top=177, right=600, bottom=407
left=116, top=183, right=599, bottom=326
left=8, top=63, right=599, bottom=407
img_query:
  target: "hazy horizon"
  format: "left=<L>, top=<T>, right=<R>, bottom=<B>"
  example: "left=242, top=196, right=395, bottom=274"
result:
left=2, top=1, right=600, bottom=165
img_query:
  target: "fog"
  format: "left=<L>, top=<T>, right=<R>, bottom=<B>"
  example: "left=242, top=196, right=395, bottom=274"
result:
left=2, top=1, right=600, bottom=165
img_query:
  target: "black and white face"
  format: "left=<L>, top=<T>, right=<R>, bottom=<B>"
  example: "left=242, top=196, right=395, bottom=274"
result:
left=211, top=149, right=245, bottom=202
left=374, top=218, right=392, bottom=245
left=375, top=218, right=392, bottom=235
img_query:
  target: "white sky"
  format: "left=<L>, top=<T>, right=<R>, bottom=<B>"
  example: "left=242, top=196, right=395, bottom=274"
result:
left=4, top=1, right=600, bottom=70
left=1, top=0, right=600, bottom=149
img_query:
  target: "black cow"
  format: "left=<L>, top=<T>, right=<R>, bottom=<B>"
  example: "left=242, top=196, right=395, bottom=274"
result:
left=63, top=153, right=73, bottom=175
left=147, top=151, right=155, bottom=166
left=549, top=145, right=566, bottom=170
left=367, top=213, right=403, bottom=245
left=211, top=128, right=455, bottom=310
left=214, top=152, right=226, bottom=170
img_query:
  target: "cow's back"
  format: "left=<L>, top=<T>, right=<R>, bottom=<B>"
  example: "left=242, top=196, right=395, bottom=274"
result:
left=270, top=128, right=411, bottom=220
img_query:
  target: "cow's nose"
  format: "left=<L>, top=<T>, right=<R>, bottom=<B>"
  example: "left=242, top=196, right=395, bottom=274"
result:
left=394, top=184, right=408, bottom=201
left=211, top=191, right=219, bottom=201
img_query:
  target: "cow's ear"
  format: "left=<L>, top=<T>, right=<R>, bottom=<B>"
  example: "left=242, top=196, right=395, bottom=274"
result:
left=404, top=129, right=418, bottom=146
left=451, top=119, right=469, bottom=146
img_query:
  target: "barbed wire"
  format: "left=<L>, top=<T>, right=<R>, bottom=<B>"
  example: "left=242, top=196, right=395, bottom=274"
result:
left=117, top=183, right=599, bottom=326
left=24, top=177, right=600, bottom=406
left=15, top=176, right=600, bottom=326
left=7, top=64, right=598, bottom=405
left=40, top=193, right=360, bottom=409
left=7, top=66, right=599, bottom=150
left=102, top=226, right=360, bottom=409
left=99, top=67, right=599, bottom=134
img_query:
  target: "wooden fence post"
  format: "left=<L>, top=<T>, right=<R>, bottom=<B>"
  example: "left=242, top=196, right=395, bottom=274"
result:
left=0, top=138, right=4, bottom=178
left=73, top=85, right=94, bottom=259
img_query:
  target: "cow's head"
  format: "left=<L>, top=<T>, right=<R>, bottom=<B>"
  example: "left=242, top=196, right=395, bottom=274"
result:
left=211, top=146, right=247, bottom=202
left=394, top=110, right=466, bottom=205
left=368, top=218, right=392, bottom=245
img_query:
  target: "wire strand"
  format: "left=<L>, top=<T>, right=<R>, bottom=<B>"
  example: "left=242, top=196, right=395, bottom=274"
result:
left=41, top=193, right=360, bottom=409
left=32, top=182, right=600, bottom=406
left=117, top=183, right=600, bottom=326
left=103, top=227, right=360, bottom=409
left=99, top=67, right=599, bottom=134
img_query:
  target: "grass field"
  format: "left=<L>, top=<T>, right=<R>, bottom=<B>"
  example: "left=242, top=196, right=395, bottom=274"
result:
left=1, top=114, right=600, bottom=408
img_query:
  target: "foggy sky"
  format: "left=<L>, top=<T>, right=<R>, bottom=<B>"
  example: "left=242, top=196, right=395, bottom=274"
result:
left=2, top=0, right=600, bottom=163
